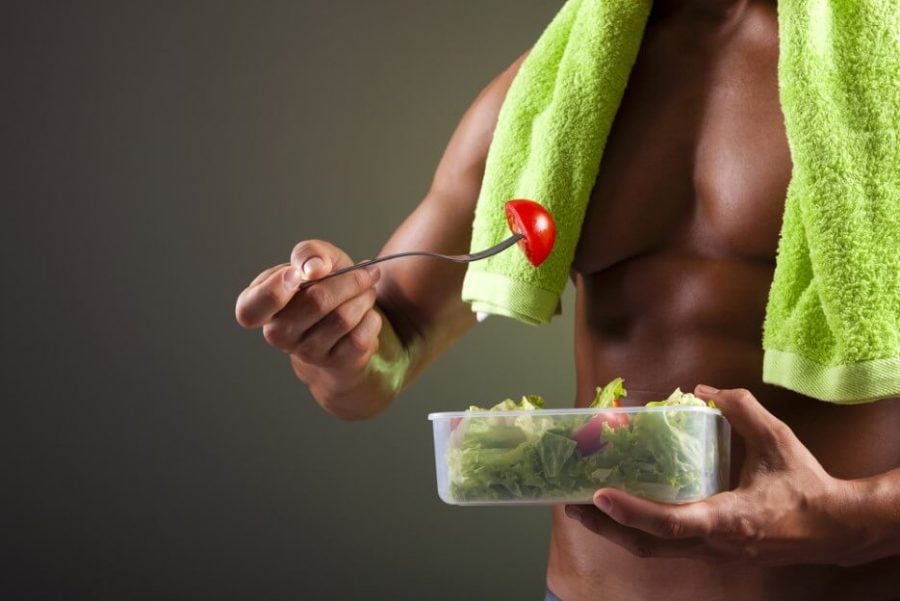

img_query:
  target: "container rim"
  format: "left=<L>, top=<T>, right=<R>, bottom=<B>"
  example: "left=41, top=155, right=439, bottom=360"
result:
left=428, top=405, right=722, bottom=420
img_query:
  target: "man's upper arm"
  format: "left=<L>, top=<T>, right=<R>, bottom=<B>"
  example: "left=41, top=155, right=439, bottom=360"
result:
left=375, top=54, right=527, bottom=380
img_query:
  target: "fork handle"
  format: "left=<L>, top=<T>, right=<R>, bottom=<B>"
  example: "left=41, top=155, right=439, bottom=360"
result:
left=297, top=234, right=523, bottom=289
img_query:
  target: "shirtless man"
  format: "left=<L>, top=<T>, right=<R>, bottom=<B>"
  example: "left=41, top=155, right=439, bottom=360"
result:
left=235, top=1, right=900, bottom=599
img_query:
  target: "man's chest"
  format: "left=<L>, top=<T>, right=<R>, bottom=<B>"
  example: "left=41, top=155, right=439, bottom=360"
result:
left=574, top=0, right=791, bottom=275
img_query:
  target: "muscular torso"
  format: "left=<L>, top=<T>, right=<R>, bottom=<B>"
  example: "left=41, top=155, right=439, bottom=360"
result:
left=548, top=2, right=900, bottom=599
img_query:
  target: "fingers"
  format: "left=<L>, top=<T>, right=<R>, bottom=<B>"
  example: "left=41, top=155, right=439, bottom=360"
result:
left=693, top=386, right=794, bottom=454
left=330, top=308, right=382, bottom=367
left=237, top=239, right=376, bottom=337
left=239, top=240, right=385, bottom=370
left=267, top=287, right=377, bottom=361
left=590, top=489, right=715, bottom=540
left=565, top=505, right=704, bottom=560
left=264, top=263, right=381, bottom=343
left=236, top=265, right=303, bottom=328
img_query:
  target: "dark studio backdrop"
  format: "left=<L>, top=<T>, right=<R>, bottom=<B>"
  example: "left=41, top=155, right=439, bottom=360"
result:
left=3, top=2, right=582, bottom=599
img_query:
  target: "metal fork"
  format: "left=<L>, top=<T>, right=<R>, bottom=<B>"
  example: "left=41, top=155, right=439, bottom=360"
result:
left=298, top=233, right=524, bottom=289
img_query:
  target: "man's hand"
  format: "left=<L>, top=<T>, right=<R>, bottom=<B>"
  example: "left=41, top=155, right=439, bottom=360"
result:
left=235, top=240, right=387, bottom=413
left=565, top=386, right=880, bottom=567
left=233, top=55, right=527, bottom=418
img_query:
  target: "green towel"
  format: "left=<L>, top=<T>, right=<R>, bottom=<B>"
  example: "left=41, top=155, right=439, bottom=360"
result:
left=462, top=0, right=900, bottom=403
left=763, top=2, right=900, bottom=403
left=461, top=0, right=652, bottom=325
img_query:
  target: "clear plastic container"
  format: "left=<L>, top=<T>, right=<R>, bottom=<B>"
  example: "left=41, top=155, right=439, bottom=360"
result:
left=429, top=406, right=730, bottom=505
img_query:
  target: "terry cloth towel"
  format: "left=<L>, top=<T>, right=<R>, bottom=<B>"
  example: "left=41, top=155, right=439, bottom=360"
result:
left=461, top=0, right=900, bottom=403
left=461, top=0, right=652, bottom=325
left=762, top=3, right=900, bottom=403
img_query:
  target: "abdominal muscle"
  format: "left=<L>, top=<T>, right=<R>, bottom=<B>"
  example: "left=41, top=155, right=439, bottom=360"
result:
left=548, top=261, right=900, bottom=601
left=545, top=2, right=900, bottom=599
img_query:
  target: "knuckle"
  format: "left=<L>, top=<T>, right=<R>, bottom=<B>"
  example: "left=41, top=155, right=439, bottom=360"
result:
left=348, top=327, right=371, bottom=352
left=724, top=514, right=759, bottom=544
left=660, top=514, right=683, bottom=538
left=351, top=268, right=372, bottom=290
left=363, top=287, right=378, bottom=308
left=360, top=344, right=378, bottom=364
left=770, top=419, right=794, bottom=443
left=760, top=420, right=794, bottom=456
left=263, top=323, right=290, bottom=349
left=333, top=308, right=357, bottom=332
left=737, top=517, right=760, bottom=543
left=368, top=309, right=383, bottom=333
left=734, top=388, right=756, bottom=404
left=303, top=287, right=332, bottom=314
left=294, top=336, right=323, bottom=362
left=716, top=491, right=740, bottom=514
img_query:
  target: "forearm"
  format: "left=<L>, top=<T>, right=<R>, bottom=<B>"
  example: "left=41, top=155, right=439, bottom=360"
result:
left=846, top=467, right=900, bottom=564
left=287, top=55, right=523, bottom=420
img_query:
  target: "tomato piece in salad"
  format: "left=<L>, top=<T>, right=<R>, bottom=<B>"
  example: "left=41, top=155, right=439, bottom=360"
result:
left=574, top=399, right=628, bottom=456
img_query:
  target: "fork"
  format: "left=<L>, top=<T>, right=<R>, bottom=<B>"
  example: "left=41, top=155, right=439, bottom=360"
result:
left=298, top=233, right=524, bottom=289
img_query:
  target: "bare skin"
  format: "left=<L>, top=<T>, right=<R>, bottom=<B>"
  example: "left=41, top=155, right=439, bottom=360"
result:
left=236, top=1, right=900, bottom=599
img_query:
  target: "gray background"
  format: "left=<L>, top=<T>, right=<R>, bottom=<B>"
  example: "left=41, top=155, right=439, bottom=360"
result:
left=4, top=2, right=580, bottom=599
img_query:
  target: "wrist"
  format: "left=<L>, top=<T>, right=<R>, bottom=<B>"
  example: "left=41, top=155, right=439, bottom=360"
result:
left=836, top=472, right=900, bottom=565
left=366, top=309, right=412, bottom=394
left=295, top=310, right=412, bottom=421
left=292, top=358, right=385, bottom=420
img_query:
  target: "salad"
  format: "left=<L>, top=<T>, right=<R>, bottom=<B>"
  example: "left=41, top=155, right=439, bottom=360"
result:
left=445, top=379, right=726, bottom=504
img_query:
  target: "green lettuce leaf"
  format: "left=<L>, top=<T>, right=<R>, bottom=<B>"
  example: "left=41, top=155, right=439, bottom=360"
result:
left=645, top=388, right=707, bottom=408
left=589, top=377, right=626, bottom=409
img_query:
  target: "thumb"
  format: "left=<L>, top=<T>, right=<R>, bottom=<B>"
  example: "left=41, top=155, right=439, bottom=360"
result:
left=693, top=385, right=790, bottom=454
left=290, top=239, right=354, bottom=281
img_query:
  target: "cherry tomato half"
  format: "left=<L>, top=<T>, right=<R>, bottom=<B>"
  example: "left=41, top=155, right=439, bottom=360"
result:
left=504, top=199, right=556, bottom=267
left=574, top=405, right=628, bottom=457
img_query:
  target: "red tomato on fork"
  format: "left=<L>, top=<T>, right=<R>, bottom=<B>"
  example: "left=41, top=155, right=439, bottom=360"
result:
left=504, top=199, right=556, bottom=267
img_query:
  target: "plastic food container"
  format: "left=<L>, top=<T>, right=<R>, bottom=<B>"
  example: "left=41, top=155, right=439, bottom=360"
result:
left=429, top=406, right=730, bottom=505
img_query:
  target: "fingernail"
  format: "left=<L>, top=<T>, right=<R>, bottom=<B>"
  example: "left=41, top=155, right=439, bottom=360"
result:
left=366, top=265, right=381, bottom=281
left=302, top=257, right=325, bottom=276
left=594, top=494, right=612, bottom=513
left=283, top=268, right=302, bottom=289
left=696, top=384, right=720, bottom=395
left=565, top=506, right=584, bottom=523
